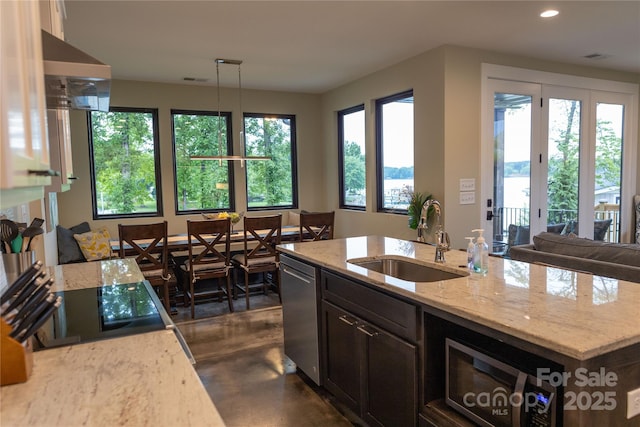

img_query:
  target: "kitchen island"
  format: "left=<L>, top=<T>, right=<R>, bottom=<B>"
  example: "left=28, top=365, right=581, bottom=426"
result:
left=0, top=259, right=225, bottom=427
left=278, top=235, right=640, bottom=426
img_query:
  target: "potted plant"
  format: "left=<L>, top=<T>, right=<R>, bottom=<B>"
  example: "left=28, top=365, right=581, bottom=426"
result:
left=407, top=191, right=432, bottom=230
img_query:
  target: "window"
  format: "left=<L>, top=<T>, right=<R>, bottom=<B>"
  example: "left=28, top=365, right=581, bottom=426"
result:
left=88, top=107, right=162, bottom=218
left=244, top=113, right=297, bottom=210
left=171, top=110, right=234, bottom=214
left=376, top=90, right=414, bottom=212
left=338, top=105, right=366, bottom=209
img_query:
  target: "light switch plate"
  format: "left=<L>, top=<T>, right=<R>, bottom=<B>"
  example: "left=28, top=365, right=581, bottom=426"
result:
left=459, top=178, right=475, bottom=191
left=459, top=191, right=475, bottom=205
left=628, top=387, right=640, bottom=419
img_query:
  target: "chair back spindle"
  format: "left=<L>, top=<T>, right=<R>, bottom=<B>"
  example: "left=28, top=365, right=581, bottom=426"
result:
left=117, top=221, right=171, bottom=311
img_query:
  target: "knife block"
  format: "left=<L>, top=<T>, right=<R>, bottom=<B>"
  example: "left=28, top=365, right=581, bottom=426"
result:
left=0, top=318, right=33, bottom=386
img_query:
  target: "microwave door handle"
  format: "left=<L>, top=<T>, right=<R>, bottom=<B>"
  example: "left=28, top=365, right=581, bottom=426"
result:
left=513, top=371, right=528, bottom=426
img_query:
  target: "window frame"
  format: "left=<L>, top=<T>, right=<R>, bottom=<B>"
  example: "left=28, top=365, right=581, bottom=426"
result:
left=375, top=89, right=414, bottom=214
left=243, top=112, right=299, bottom=211
left=87, top=106, right=163, bottom=220
left=338, top=104, right=366, bottom=211
left=170, top=109, right=236, bottom=215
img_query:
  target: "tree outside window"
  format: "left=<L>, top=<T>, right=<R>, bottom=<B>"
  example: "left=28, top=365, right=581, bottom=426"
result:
left=338, top=105, right=366, bottom=209
left=172, top=110, right=234, bottom=214
left=244, top=113, right=297, bottom=210
left=88, top=108, right=162, bottom=218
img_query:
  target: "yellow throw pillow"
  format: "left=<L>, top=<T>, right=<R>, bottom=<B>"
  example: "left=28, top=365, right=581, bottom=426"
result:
left=73, top=228, right=113, bottom=261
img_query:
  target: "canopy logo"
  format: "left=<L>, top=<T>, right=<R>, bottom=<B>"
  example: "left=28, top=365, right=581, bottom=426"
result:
left=462, top=387, right=554, bottom=415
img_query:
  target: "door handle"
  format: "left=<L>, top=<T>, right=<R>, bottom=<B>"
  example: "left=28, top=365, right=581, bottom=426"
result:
left=356, top=324, right=378, bottom=337
left=338, top=315, right=357, bottom=326
left=282, top=266, right=312, bottom=284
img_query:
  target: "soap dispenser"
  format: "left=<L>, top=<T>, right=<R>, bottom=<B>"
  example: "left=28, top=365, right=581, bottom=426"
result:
left=464, top=237, right=475, bottom=271
left=471, top=229, right=489, bottom=274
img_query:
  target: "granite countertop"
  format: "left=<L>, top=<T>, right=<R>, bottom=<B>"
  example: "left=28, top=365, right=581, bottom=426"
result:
left=1, top=330, right=224, bottom=426
left=1, top=259, right=225, bottom=427
left=47, top=258, right=145, bottom=292
left=278, top=235, right=640, bottom=361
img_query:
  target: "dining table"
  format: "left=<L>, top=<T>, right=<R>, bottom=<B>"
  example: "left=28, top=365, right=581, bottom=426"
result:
left=110, top=224, right=303, bottom=255
left=108, top=224, right=306, bottom=314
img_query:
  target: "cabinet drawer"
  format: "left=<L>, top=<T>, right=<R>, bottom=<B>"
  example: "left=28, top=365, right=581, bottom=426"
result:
left=321, top=269, right=419, bottom=342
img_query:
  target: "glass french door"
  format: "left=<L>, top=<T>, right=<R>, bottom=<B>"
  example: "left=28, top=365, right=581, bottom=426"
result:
left=543, top=87, right=626, bottom=243
left=483, top=75, right=633, bottom=255
left=542, top=87, right=587, bottom=239
left=592, top=100, right=625, bottom=242
left=486, top=81, right=541, bottom=255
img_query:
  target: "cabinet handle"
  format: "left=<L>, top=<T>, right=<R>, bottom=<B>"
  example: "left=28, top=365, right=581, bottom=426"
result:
left=28, top=169, right=60, bottom=177
left=68, top=176, right=79, bottom=180
left=357, top=325, right=378, bottom=337
left=282, top=266, right=312, bottom=284
left=338, top=315, right=357, bottom=326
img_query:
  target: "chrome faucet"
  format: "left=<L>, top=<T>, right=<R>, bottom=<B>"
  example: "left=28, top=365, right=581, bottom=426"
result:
left=417, top=199, right=449, bottom=263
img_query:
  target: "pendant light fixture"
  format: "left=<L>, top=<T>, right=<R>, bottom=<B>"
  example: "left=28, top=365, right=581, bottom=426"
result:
left=190, top=58, right=270, bottom=166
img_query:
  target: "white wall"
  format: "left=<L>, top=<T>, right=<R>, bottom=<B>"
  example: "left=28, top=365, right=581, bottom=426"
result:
left=320, top=47, right=446, bottom=242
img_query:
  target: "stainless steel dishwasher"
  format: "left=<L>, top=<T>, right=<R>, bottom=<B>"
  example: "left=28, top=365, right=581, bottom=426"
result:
left=280, top=254, right=320, bottom=385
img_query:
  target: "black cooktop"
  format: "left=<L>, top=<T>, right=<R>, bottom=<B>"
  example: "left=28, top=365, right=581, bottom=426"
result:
left=34, top=282, right=168, bottom=351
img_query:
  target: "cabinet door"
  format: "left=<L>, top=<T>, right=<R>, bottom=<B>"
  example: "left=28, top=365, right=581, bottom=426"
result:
left=322, top=301, right=361, bottom=412
left=45, top=109, right=74, bottom=192
left=39, top=0, right=65, bottom=38
left=362, top=323, right=417, bottom=427
left=1, top=0, right=51, bottom=190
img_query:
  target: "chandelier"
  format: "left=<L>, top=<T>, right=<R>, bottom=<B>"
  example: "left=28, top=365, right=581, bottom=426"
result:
left=190, top=58, right=270, bottom=166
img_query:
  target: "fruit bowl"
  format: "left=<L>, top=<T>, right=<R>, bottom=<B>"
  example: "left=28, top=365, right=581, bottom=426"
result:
left=203, top=211, right=244, bottom=230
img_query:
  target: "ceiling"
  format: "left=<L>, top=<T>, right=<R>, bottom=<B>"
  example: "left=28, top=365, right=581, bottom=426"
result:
left=62, top=1, right=640, bottom=94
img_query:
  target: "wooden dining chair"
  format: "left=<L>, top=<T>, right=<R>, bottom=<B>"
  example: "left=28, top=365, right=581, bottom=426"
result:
left=180, top=218, right=234, bottom=319
left=299, top=211, right=335, bottom=242
left=118, top=221, right=172, bottom=312
left=231, top=214, right=282, bottom=310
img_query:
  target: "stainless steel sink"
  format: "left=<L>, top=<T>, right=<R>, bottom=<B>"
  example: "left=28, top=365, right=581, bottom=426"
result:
left=347, top=256, right=466, bottom=282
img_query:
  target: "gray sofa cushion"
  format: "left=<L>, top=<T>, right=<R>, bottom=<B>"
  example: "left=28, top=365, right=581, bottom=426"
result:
left=546, top=223, right=566, bottom=234
left=533, top=232, right=640, bottom=268
left=504, top=224, right=565, bottom=258
left=510, top=243, right=640, bottom=283
left=560, top=219, right=613, bottom=241
left=57, top=222, right=91, bottom=264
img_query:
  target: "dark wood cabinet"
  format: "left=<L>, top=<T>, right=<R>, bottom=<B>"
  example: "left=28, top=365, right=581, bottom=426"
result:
left=321, top=268, right=419, bottom=427
left=362, top=318, right=417, bottom=427
left=281, top=250, right=640, bottom=427
left=323, top=302, right=361, bottom=412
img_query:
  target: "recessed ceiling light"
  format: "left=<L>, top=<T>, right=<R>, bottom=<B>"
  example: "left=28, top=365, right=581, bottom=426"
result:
left=540, top=9, right=559, bottom=18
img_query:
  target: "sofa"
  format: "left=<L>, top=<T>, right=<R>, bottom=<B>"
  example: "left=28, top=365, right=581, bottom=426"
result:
left=503, top=219, right=612, bottom=257
left=510, top=232, right=640, bottom=283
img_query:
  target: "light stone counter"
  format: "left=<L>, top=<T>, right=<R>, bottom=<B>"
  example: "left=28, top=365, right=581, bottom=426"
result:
left=278, top=235, right=640, bottom=361
left=0, top=259, right=225, bottom=426
left=0, top=330, right=224, bottom=426
left=47, top=258, right=145, bottom=292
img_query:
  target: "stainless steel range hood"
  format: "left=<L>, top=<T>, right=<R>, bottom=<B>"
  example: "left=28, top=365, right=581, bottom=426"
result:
left=42, top=30, right=111, bottom=111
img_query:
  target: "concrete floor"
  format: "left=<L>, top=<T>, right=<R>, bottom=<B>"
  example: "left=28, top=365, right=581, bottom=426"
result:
left=175, top=295, right=354, bottom=427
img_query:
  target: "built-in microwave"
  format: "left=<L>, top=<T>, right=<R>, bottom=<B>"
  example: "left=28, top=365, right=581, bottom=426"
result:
left=446, top=338, right=558, bottom=427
